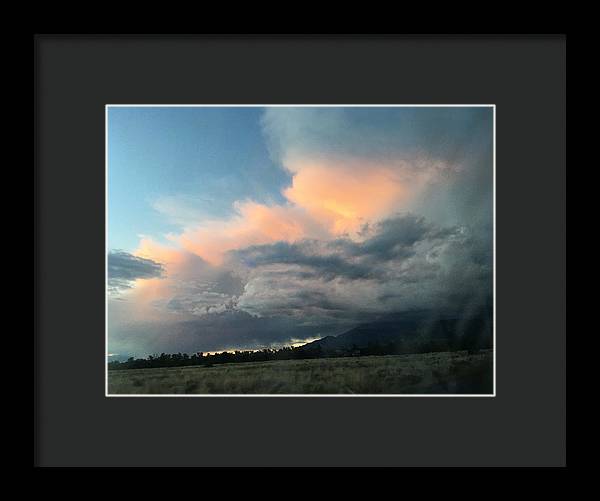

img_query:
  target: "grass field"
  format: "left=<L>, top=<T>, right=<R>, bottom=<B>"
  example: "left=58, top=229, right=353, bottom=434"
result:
left=107, top=349, right=493, bottom=395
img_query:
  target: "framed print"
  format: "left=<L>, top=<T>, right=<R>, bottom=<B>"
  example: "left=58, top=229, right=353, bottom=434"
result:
left=35, top=35, right=565, bottom=467
left=105, top=104, right=495, bottom=397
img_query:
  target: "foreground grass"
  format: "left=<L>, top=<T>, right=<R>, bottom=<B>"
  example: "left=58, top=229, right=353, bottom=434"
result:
left=108, top=349, right=493, bottom=395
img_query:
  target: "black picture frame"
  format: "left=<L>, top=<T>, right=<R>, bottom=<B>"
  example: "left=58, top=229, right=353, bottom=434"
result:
left=34, top=34, right=566, bottom=467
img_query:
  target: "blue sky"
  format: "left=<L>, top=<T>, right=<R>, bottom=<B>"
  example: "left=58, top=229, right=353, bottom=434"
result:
left=108, top=106, right=290, bottom=250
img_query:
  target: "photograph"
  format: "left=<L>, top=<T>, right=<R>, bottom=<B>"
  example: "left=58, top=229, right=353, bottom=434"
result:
left=106, top=105, right=495, bottom=396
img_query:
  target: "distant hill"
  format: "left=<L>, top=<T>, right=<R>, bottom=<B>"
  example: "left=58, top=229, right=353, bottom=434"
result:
left=298, top=308, right=492, bottom=356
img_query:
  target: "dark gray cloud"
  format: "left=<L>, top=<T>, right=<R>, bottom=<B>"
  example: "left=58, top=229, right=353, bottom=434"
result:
left=107, top=308, right=344, bottom=357
left=232, top=214, right=458, bottom=280
left=158, top=270, right=245, bottom=317
left=333, top=214, right=455, bottom=261
left=232, top=241, right=377, bottom=281
left=108, top=251, right=165, bottom=293
left=232, top=214, right=491, bottom=321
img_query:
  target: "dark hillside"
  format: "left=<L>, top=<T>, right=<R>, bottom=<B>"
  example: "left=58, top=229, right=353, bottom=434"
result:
left=299, top=307, right=492, bottom=356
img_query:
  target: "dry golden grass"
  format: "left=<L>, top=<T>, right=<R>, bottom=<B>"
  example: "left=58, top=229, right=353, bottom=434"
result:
left=108, top=350, right=493, bottom=395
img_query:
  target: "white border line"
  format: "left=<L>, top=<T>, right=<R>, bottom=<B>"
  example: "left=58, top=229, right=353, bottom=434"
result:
left=105, top=104, right=496, bottom=398
left=493, top=105, right=497, bottom=397
left=105, top=105, right=109, bottom=398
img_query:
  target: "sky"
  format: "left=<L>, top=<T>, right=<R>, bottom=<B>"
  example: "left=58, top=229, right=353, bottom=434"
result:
left=107, top=106, right=493, bottom=358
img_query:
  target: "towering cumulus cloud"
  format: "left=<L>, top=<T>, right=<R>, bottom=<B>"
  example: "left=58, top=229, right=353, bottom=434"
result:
left=107, top=106, right=493, bottom=357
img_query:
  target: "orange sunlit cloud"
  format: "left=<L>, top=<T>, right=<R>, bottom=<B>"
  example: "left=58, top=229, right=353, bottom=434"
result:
left=135, top=238, right=186, bottom=267
left=173, top=201, right=328, bottom=266
left=135, top=156, right=446, bottom=267
left=283, top=160, right=408, bottom=235
left=129, top=239, right=198, bottom=315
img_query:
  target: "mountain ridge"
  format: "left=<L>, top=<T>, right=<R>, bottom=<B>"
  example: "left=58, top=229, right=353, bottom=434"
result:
left=298, top=308, right=492, bottom=355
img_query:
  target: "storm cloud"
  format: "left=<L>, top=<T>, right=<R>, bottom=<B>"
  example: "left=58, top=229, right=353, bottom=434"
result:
left=232, top=213, right=491, bottom=321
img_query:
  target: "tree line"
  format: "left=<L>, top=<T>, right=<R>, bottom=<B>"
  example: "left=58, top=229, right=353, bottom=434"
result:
left=108, top=345, right=321, bottom=371
left=107, top=334, right=490, bottom=371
